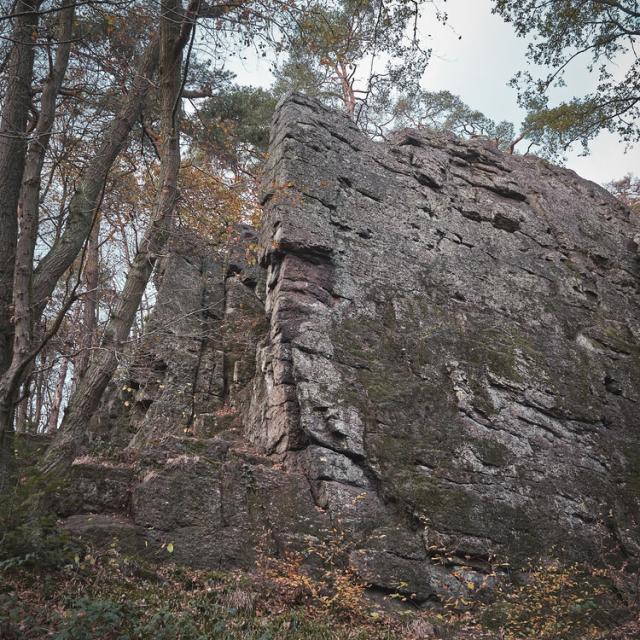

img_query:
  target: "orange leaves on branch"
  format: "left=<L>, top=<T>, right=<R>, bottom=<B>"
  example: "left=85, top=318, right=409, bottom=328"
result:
left=105, top=15, right=116, bottom=35
left=177, top=162, right=256, bottom=245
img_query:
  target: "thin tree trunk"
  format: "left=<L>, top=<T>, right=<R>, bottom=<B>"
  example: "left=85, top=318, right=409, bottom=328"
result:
left=0, top=0, right=42, bottom=493
left=33, top=349, right=48, bottom=433
left=14, top=1, right=75, bottom=370
left=15, top=380, right=31, bottom=433
left=0, top=2, right=73, bottom=489
left=14, top=4, right=74, bottom=427
left=336, top=60, right=356, bottom=116
left=0, top=428, right=16, bottom=494
left=0, top=29, right=160, bottom=491
left=31, top=37, right=160, bottom=314
left=46, top=357, right=68, bottom=434
left=75, top=214, right=100, bottom=378
left=41, top=0, right=194, bottom=475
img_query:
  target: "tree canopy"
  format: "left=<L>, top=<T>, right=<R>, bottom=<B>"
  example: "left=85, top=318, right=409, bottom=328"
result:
left=493, top=0, right=640, bottom=155
left=393, top=89, right=516, bottom=150
left=272, top=0, right=444, bottom=132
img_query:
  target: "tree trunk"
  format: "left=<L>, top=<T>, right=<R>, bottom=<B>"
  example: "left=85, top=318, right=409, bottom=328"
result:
left=336, top=60, right=356, bottom=116
left=14, top=4, right=74, bottom=429
left=41, top=0, right=192, bottom=475
left=0, top=0, right=40, bottom=390
left=75, top=214, right=101, bottom=378
left=0, top=0, right=42, bottom=492
left=14, top=379, right=31, bottom=433
left=46, top=357, right=68, bottom=434
left=0, top=428, right=16, bottom=495
left=33, top=348, right=48, bottom=433
left=0, top=2, right=70, bottom=490
left=14, top=1, right=75, bottom=370
left=0, top=26, right=160, bottom=491
left=0, top=0, right=41, bottom=378
left=31, top=37, right=160, bottom=314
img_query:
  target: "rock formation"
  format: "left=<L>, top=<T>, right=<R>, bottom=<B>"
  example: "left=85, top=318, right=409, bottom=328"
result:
left=60, top=94, right=640, bottom=602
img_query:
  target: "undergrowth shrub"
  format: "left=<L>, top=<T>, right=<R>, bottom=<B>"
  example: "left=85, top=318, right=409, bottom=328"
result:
left=53, top=598, right=134, bottom=640
left=0, top=545, right=398, bottom=640
left=52, top=600, right=204, bottom=640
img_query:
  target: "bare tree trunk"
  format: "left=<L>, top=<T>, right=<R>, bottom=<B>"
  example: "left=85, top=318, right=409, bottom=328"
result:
left=32, top=37, right=160, bottom=314
left=46, top=357, right=68, bottom=434
left=0, top=0, right=42, bottom=492
left=0, top=28, right=160, bottom=490
left=15, top=380, right=31, bottom=433
left=336, top=60, right=356, bottom=116
left=41, top=0, right=195, bottom=475
left=0, top=0, right=42, bottom=379
left=14, top=2, right=75, bottom=368
left=15, top=4, right=74, bottom=434
left=0, top=2, right=73, bottom=488
left=509, top=132, right=525, bottom=155
left=75, top=214, right=101, bottom=378
left=33, top=350, right=47, bottom=433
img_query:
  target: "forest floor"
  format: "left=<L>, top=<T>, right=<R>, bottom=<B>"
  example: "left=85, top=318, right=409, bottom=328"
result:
left=1, top=451, right=638, bottom=640
left=1, top=539, right=639, bottom=640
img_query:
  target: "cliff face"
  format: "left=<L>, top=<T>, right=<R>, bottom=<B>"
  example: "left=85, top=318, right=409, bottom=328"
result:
left=61, top=95, right=640, bottom=601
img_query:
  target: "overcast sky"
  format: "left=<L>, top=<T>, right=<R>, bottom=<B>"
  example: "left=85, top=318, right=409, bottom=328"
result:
left=228, top=0, right=638, bottom=186
left=420, top=0, right=639, bottom=186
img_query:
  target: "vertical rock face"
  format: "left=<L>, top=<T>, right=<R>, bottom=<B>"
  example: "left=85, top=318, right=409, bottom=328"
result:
left=89, top=229, right=266, bottom=448
left=62, top=95, right=640, bottom=601
left=253, top=94, right=640, bottom=587
left=62, top=229, right=330, bottom=570
left=129, top=234, right=227, bottom=445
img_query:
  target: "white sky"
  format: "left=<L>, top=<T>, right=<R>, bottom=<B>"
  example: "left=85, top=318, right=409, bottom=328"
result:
left=420, top=0, right=639, bottom=186
left=228, top=0, right=639, bottom=186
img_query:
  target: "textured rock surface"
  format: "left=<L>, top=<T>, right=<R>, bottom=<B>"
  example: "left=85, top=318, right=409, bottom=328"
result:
left=58, top=228, right=327, bottom=571
left=252, top=94, right=640, bottom=590
left=60, top=94, right=640, bottom=602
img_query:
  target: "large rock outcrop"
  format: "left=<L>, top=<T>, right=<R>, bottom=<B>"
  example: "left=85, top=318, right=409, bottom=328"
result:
left=253, top=94, right=640, bottom=584
left=60, top=95, right=640, bottom=602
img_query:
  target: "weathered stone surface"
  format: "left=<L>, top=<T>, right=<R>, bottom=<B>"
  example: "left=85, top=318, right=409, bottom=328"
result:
left=59, top=94, right=640, bottom=603
left=56, top=459, right=134, bottom=516
left=251, top=94, right=640, bottom=591
left=127, top=234, right=227, bottom=446
left=349, top=527, right=464, bottom=601
left=61, top=514, right=143, bottom=554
